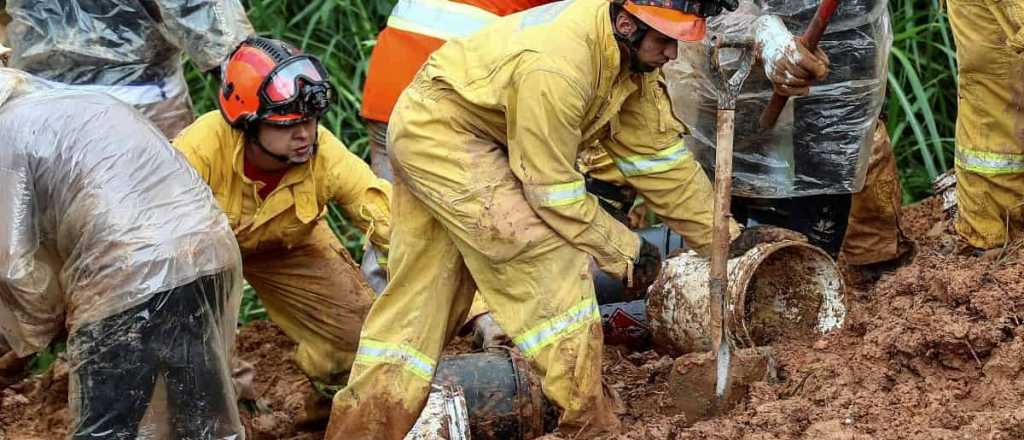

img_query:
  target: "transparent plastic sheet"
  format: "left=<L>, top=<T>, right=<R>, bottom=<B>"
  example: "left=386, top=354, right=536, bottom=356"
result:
left=4, top=0, right=252, bottom=136
left=664, top=0, right=892, bottom=197
left=0, top=69, right=244, bottom=439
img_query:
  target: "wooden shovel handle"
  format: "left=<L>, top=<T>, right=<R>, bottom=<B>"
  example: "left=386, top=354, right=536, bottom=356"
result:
left=758, top=0, right=841, bottom=130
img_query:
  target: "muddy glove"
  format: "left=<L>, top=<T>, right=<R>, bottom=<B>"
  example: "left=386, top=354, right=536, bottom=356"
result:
left=471, top=313, right=511, bottom=350
left=627, top=236, right=662, bottom=297
left=753, top=15, right=830, bottom=97
left=0, top=339, right=29, bottom=390
left=728, top=225, right=808, bottom=258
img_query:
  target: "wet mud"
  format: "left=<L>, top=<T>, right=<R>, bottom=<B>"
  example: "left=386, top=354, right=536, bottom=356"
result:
left=4, top=197, right=1024, bottom=439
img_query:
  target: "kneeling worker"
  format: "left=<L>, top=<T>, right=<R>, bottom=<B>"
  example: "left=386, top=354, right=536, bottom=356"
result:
left=173, top=37, right=392, bottom=386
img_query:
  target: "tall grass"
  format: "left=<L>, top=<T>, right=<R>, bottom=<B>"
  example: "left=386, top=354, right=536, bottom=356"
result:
left=886, top=0, right=958, bottom=201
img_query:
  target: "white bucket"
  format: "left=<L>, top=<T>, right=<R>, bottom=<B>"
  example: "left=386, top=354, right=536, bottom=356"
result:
left=647, top=240, right=845, bottom=355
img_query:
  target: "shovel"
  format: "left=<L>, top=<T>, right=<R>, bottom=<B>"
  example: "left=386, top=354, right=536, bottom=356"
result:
left=706, top=35, right=754, bottom=404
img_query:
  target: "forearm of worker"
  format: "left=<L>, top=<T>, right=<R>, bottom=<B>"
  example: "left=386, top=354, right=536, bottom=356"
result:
left=155, top=0, right=254, bottom=72
left=508, top=71, right=639, bottom=278
left=608, top=143, right=722, bottom=257
left=320, top=129, right=393, bottom=249
left=602, top=79, right=739, bottom=257
left=0, top=185, right=59, bottom=355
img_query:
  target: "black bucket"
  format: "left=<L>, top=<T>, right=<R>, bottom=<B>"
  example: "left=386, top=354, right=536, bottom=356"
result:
left=432, top=349, right=558, bottom=440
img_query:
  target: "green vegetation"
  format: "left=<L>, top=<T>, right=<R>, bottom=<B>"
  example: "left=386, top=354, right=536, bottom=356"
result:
left=886, top=0, right=958, bottom=201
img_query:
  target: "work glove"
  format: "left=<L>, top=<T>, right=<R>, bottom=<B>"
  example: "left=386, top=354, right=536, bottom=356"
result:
left=627, top=236, right=662, bottom=297
left=471, top=313, right=511, bottom=350
left=728, top=224, right=808, bottom=258
left=752, top=15, right=830, bottom=97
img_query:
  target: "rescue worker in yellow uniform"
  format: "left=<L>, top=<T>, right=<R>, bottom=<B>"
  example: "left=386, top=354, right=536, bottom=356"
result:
left=359, top=0, right=560, bottom=347
left=324, top=0, right=827, bottom=437
left=173, top=37, right=391, bottom=387
left=947, top=0, right=1024, bottom=250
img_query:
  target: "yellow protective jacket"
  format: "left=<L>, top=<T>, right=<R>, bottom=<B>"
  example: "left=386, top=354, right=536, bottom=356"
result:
left=173, top=112, right=392, bottom=255
left=418, top=0, right=721, bottom=268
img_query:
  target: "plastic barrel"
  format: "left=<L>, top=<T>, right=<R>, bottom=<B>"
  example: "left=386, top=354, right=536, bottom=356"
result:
left=431, top=349, right=557, bottom=440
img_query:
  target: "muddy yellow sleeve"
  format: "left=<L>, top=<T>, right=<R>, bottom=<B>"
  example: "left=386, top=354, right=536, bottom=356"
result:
left=317, top=127, right=393, bottom=251
left=509, top=70, right=639, bottom=279
left=600, top=74, right=737, bottom=257
left=998, top=0, right=1024, bottom=54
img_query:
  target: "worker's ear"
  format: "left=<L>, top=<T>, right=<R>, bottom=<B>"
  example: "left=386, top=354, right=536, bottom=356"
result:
left=614, top=10, right=638, bottom=37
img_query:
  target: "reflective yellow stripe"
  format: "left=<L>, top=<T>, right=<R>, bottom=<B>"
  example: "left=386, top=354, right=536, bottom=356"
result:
left=612, top=140, right=691, bottom=177
left=513, top=297, right=599, bottom=357
left=355, top=339, right=436, bottom=381
left=388, top=0, right=498, bottom=41
left=535, top=180, right=586, bottom=207
left=956, top=147, right=1024, bottom=175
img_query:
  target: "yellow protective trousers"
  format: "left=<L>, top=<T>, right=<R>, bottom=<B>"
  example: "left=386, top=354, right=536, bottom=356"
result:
left=842, top=122, right=910, bottom=265
left=326, top=87, right=620, bottom=440
left=242, top=221, right=374, bottom=384
left=948, top=0, right=1024, bottom=249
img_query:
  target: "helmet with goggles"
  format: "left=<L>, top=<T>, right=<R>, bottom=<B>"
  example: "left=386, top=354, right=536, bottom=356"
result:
left=218, top=36, right=335, bottom=128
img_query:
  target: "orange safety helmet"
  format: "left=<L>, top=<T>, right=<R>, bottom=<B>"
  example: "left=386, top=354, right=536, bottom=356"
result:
left=620, top=0, right=735, bottom=41
left=218, top=36, right=335, bottom=128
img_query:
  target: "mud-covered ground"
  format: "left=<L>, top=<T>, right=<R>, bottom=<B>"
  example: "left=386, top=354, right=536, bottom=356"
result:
left=3, top=196, right=1023, bottom=439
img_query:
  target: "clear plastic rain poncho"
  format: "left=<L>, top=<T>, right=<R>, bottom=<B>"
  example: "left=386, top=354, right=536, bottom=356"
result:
left=4, top=0, right=252, bottom=137
left=664, top=0, right=892, bottom=197
left=0, top=69, right=245, bottom=439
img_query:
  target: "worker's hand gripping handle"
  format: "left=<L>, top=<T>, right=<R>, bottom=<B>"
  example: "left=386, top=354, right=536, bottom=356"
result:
left=758, top=0, right=840, bottom=130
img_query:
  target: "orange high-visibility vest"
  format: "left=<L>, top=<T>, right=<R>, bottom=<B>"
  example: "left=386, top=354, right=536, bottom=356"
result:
left=360, top=0, right=554, bottom=123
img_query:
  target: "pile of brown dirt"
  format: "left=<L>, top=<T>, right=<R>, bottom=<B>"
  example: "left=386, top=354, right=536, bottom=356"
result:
left=4, top=197, right=1023, bottom=440
left=592, top=197, right=1024, bottom=439
left=0, top=355, right=71, bottom=439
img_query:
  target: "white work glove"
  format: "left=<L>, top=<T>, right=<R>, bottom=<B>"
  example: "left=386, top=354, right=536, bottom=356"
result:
left=752, top=15, right=830, bottom=97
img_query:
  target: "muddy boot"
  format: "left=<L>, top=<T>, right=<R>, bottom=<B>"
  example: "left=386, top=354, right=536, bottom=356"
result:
left=0, top=350, right=29, bottom=390
left=293, top=381, right=337, bottom=428
left=847, top=239, right=917, bottom=285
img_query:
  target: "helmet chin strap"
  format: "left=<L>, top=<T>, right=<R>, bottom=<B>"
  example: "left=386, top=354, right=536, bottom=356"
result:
left=611, top=8, right=653, bottom=73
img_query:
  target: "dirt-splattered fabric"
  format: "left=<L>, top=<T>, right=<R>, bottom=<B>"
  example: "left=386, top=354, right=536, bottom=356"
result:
left=948, top=0, right=1024, bottom=249
left=0, top=69, right=244, bottom=438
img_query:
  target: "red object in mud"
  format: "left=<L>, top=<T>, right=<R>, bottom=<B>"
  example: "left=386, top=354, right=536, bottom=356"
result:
left=601, top=300, right=652, bottom=350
